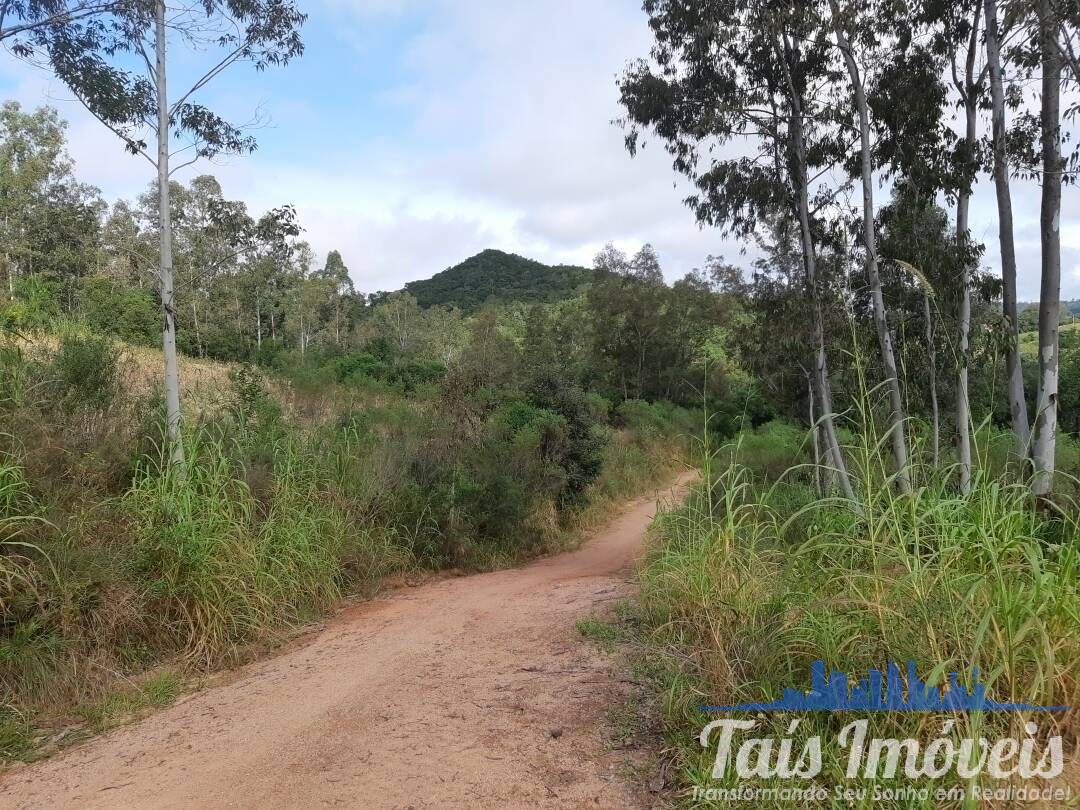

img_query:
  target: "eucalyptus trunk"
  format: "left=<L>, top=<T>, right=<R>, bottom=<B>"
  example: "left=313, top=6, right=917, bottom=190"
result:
left=984, top=0, right=1031, bottom=459
left=785, top=71, right=856, bottom=501
left=156, top=0, right=184, bottom=467
left=809, top=372, right=824, bottom=498
left=924, top=294, right=939, bottom=467
left=2, top=251, right=11, bottom=302
left=1031, top=0, right=1062, bottom=496
left=830, top=0, right=911, bottom=493
left=955, top=1, right=981, bottom=494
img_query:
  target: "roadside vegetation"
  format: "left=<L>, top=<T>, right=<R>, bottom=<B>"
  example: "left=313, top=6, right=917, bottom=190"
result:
left=597, top=2, right=1080, bottom=804
left=618, top=411, right=1079, bottom=807
left=0, top=321, right=701, bottom=758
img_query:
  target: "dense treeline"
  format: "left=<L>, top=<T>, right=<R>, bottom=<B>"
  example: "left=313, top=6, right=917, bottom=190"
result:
left=0, top=101, right=747, bottom=418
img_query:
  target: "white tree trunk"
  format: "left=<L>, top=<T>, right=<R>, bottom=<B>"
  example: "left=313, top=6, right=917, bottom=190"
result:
left=809, top=372, right=824, bottom=497
left=955, top=1, right=980, bottom=494
left=773, top=33, right=856, bottom=502
left=156, top=0, right=184, bottom=467
left=984, top=0, right=1031, bottom=459
left=192, top=298, right=203, bottom=358
left=830, top=0, right=911, bottom=493
left=1032, top=0, right=1062, bottom=496
left=793, top=115, right=856, bottom=501
left=924, top=294, right=939, bottom=467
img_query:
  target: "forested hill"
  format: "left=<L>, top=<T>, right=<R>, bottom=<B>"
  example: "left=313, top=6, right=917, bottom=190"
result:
left=404, top=249, right=593, bottom=310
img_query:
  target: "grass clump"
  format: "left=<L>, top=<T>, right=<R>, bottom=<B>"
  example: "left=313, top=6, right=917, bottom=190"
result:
left=631, top=419, right=1079, bottom=808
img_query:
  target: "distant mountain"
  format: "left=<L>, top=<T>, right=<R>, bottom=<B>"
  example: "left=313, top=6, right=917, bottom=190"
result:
left=404, top=249, right=593, bottom=311
left=1019, top=299, right=1080, bottom=315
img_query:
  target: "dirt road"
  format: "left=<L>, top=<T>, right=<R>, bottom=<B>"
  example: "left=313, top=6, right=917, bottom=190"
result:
left=2, top=473, right=693, bottom=810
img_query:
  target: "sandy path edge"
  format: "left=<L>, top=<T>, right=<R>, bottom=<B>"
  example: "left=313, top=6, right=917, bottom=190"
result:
left=1, top=471, right=696, bottom=810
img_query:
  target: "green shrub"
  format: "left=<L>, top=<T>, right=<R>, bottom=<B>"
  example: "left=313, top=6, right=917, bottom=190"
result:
left=1, top=277, right=62, bottom=332
left=526, top=369, right=608, bottom=506
left=331, top=351, right=389, bottom=385
left=78, top=278, right=158, bottom=346
left=50, top=331, right=119, bottom=412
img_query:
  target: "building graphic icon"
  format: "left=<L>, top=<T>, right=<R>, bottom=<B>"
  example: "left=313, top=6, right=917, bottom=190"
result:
left=701, top=660, right=1068, bottom=713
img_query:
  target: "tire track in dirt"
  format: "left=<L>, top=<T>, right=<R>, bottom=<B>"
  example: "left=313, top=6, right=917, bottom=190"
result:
left=1, top=472, right=695, bottom=809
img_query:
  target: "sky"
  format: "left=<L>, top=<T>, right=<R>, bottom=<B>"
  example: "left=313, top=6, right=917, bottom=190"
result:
left=0, top=0, right=1077, bottom=299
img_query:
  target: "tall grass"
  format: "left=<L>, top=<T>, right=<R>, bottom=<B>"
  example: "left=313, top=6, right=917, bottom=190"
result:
left=634, top=416, right=1079, bottom=808
left=0, top=337, right=696, bottom=758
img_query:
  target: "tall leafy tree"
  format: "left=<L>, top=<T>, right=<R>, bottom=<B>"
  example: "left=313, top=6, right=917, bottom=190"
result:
left=314, top=249, right=356, bottom=347
left=31, top=0, right=305, bottom=463
left=949, top=0, right=987, bottom=492
left=828, top=0, right=912, bottom=492
left=0, top=102, right=86, bottom=300
left=984, top=0, right=1031, bottom=460
left=618, top=0, right=857, bottom=498
left=1030, top=0, right=1066, bottom=495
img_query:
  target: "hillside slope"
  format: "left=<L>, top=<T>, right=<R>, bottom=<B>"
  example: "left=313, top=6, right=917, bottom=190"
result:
left=404, top=249, right=592, bottom=310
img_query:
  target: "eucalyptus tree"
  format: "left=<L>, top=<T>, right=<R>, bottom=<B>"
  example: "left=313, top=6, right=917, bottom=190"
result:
left=618, top=0, right=857, bottom=498
left=31, top=0, right=305, bottom=464
left=827, top=0, right=913, bottom=493
left=983, top=0, right=1031, bottom=461
left=0, top=0, right=133, bottom=42
left=865, top=1, right=990, bottom=484
left=0, top=102, right=70, bottom=298
left=1030, top=0, right=1066, bottom=496
left=314, top=249, right=357, bottom=348
left=946, top=0, right=988, bottom=492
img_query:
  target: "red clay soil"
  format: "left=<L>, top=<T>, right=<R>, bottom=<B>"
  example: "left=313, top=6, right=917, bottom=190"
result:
left=1, top=472, right=695, bottom=810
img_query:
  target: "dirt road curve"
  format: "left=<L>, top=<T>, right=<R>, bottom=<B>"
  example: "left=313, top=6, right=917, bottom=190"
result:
left=2, top=473, right=694, bottom=810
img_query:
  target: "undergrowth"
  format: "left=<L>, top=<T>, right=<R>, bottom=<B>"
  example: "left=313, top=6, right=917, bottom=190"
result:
left=628, top=411, right=1079, bottom=808
left=0, top=333, right=695, bottom=760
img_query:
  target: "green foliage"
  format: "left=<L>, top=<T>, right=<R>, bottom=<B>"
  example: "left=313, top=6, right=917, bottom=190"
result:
left=78, top=278, right=158, bottom=346
left=331, top=351, right=389, bottom=385
left=404, top=249, right=592, bottom=311
left=721, top=420, right=808, bottom=482
left=1, top=276, right=62, bottom=331
left=614, top=399, right=698, bottom=440
left=525, top=369, right=609, bottom=506
left=50, top=330, right=119, bottom=411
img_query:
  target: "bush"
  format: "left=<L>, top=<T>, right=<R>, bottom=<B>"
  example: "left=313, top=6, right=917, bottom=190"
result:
left=331, top=352, right=389, bottom=385
left=50, top=331, right=120, bottom=412
left=78, top=278, right=158, bottom=346
left=0, top=277, right=62, bottom=332
left=526, top=369, right=608, bottom=506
